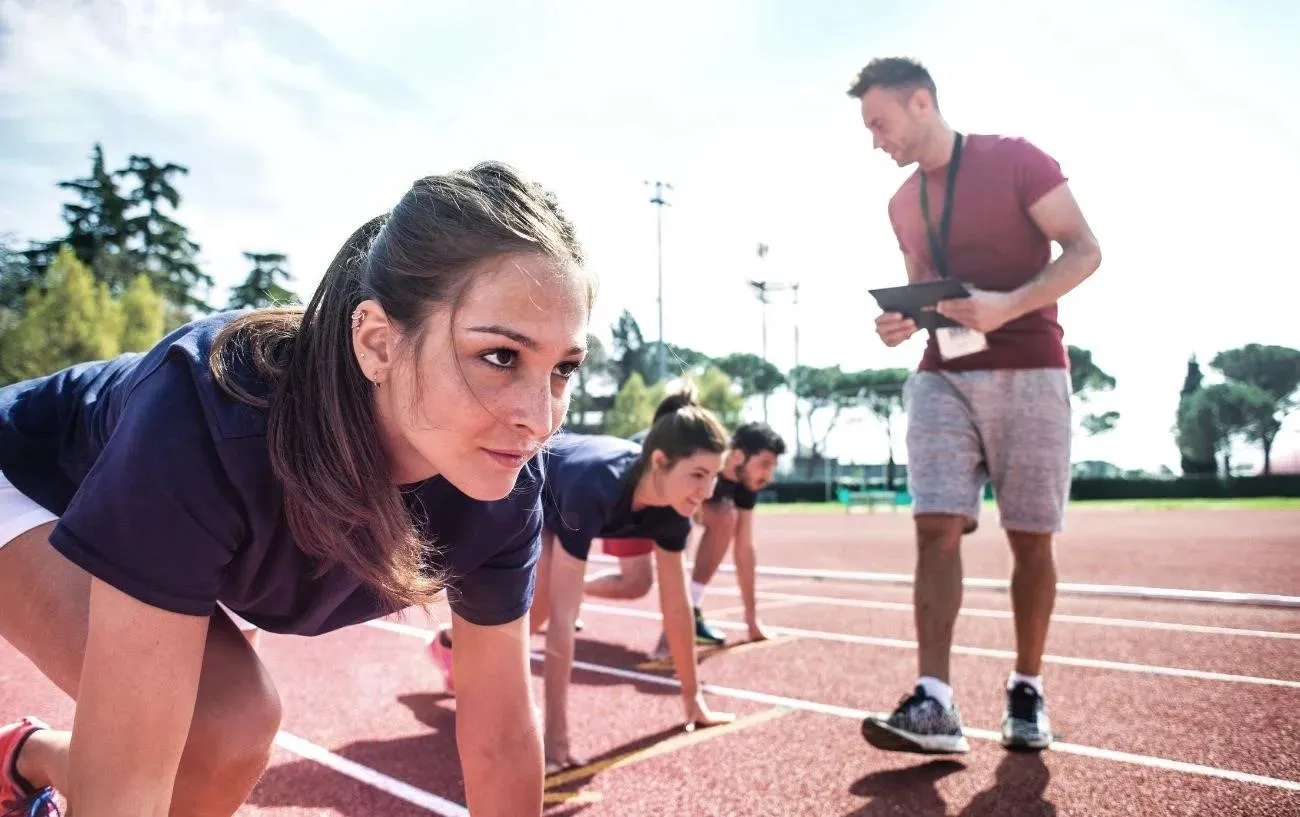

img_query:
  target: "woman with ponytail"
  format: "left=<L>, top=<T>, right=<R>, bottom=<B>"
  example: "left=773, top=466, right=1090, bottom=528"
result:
left=521, top=386, right=738, bottom=773
left=0, top=161, right=591, bottom=817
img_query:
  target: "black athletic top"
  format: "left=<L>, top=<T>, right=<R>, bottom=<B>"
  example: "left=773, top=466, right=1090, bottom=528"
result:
left=707, top=473, right=759, bottom=510
left=541, top=432, right=690, bottom=561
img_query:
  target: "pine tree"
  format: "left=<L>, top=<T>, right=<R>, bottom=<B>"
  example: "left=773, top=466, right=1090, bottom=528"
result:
left=117, top=154, right=213, bottom=313
left=227, top=252, right=298, bottom=309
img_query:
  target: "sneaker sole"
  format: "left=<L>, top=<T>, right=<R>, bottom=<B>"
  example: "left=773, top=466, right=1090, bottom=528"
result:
left=1002, top=732, right=1053, bottom=751
left=861, top=718, right=970, bottom=754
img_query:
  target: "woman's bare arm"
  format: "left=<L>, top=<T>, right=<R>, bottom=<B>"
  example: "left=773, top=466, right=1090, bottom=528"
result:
left=453, top=611, right=544, bottom=817
left=68, top=577, right=210, bottom=816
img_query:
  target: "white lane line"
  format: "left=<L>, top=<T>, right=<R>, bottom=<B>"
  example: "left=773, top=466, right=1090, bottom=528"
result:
left=360, top=620, right=1300, bottom=792
left=574, top=604, right=1300, bottom=689
left=703, top=598, right=809, bottom=618
left=703, top=587, right=1300, bottom=640
left=587, top=555, right=1300, bottom=609
left=273, top=730, right=468, bottom=816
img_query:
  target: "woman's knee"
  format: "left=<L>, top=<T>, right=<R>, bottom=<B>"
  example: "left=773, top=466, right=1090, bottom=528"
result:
left=622, top=561, right=654, bottom=598
left=625, top=571, right=653, bottom=598
left=175, top=624, right=283, bottom=806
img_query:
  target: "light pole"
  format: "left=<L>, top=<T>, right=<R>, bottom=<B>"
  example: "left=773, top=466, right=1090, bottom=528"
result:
left=747, top=250, right=799, bottom=437
left=791, top=281, right=801, bottom=458
left=645, top=180, right=673, bottom=384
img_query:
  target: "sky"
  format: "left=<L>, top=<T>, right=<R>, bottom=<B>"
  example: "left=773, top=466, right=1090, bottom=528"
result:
left=2, top=0, right=1298, bottom=473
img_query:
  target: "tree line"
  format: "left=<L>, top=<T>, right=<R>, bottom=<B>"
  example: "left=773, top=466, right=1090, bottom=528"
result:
left=577, top=312, right=1297, bottom=481
left=1175, top=348, right=1300, bottom=477
left=568, top=310, right=1132, bottom=486
left=3, top=144, right=1296, bottom=479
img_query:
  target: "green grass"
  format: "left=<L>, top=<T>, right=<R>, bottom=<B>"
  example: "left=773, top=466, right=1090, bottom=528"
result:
left=755, top=497, right=1300, bottom=514
left=1065, top=497, right=1300, bottom=511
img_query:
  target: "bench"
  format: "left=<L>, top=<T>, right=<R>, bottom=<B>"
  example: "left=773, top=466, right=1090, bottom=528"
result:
left=835, top=486, right=899, bottom=514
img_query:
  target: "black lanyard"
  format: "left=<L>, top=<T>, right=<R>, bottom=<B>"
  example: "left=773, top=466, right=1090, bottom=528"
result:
left=919, top=132, right=964, bottom=279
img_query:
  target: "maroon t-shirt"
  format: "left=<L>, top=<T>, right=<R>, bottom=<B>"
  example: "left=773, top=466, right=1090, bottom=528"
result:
left=888, top=133, right=1069, bottom=372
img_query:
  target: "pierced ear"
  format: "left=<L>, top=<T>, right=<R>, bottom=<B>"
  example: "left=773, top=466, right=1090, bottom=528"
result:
left=351, top=299, right=395, bottom=385
left=650, top=449, right=669, bottom=472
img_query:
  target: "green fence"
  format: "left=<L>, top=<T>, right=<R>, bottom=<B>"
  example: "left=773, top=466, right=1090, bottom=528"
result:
left=762, top=475, right=1300, bottom=504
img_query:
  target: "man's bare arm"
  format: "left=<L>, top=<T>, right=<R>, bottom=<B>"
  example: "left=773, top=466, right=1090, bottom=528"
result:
left=1008, top=182, right=1102, bottom=315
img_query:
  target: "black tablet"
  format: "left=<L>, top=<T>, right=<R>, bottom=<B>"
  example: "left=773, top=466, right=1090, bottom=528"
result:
left=868, top=279, right=971, bottom=331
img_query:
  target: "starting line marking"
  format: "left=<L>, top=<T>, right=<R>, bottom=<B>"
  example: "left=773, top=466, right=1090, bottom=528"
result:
left=634, top=634, right=799, bottom=672
left=704, top=587, right=1300, bottom=641
left=360, top=619, right=1300, bottom=794
left=587, top=555, right=1300, bottom=609
left=576, top=604, right=1300, bottom=689
left=544, top=789, right=603, bottom=804
left=544, top=707, right=792, bottom=790
left=272, top=730, right=469, bottom=816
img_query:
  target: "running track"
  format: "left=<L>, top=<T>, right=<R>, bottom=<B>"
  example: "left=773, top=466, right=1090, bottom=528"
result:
left=1, top=507, right=1297, bottom=815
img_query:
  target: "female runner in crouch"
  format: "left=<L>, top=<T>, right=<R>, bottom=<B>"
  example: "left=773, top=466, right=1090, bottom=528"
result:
left=0, top=161, right=591, bottom=817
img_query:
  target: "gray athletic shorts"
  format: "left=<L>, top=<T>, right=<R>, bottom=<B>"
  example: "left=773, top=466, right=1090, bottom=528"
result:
left=903, top=368, right=1072, bottom=534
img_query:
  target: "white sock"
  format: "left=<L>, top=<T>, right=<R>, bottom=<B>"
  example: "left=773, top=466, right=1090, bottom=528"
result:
left=1008, top=671, right=1043, bottom=695
left=689, top=580, right=706, bottom=607
left=917, top=676, right=954, bottom=710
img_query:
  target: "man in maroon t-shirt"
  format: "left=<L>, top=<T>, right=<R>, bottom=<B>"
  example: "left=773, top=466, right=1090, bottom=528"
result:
left=848, top=57, right=1102, bottom=755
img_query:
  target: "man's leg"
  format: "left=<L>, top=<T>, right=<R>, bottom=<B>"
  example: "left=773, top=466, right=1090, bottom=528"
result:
left=1007, top=531, right=1055, bottom=678
left=862, top=371, right=985, bottom=755
left=690, top=502, right=735, bottom=590
left=685, top=503, right=735, bottom=646
left=981, top=368, right=1072, bottom=750
left=913, top=513, right=967, bottom=686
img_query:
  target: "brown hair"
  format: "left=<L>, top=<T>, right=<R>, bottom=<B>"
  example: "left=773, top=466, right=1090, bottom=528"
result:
left=629, top=384, right=729, bottom=487
left=209, top=161, right=587, bottom=611
left=846, top=57, right=938, bottom=106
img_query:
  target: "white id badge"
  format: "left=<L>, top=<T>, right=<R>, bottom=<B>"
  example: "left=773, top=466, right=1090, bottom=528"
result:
left=935, top=326, right=988, bottom=360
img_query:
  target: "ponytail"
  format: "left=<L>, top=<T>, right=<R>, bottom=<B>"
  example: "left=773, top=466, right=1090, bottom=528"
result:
left=631, top=384, right=729, bottom=485
left=651, top=382, right=699, bottom=424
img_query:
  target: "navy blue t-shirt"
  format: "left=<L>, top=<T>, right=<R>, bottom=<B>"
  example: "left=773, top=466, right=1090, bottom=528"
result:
left=540, top=432, right=690, bottom=561
left=0, top=312, right=542, bottom=635
left=707, top=474, right=759, bottom=511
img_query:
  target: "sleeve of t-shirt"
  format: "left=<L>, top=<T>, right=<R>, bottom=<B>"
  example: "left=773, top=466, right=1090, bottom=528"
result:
left=654, top=517, right=691, bottom=553
left=734, top=485, right=759, bottom=511
left=1013, top=138, right=1069, bottom=210
left=549, top=463, right=616, bottom=561
left=446, top=471, right=543, bottom=627
left=49, top=356, right=243, bottom=616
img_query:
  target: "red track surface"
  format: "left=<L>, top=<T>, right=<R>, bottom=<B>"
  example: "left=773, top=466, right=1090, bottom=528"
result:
left=2, top=506, right=1298, bottom=815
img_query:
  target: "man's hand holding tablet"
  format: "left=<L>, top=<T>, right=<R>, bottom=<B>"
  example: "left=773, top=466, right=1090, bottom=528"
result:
left=869, top=278, right=970, bottom=349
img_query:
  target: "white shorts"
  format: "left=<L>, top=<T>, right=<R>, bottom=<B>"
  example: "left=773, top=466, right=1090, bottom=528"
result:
left=0, top=471, right=258, bottom=632
left=0, top=471, right=57, bottom=550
